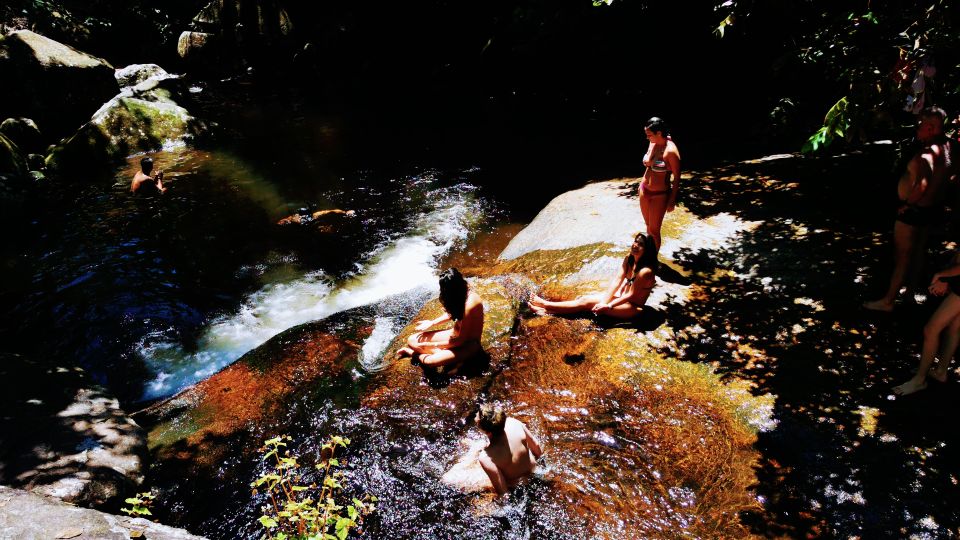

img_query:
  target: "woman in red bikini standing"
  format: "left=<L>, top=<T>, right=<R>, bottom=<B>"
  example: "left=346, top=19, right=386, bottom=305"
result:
left=639, top=117, right=681, bottom=250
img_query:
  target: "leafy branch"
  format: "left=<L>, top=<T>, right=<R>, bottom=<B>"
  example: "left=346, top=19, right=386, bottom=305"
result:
left=251, top=435, right=377, bottom=540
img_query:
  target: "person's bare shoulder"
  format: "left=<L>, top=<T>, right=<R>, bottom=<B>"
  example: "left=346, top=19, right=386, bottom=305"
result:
left=466, top=291, right=484, bottom=311
left=636, top=267, right=655, bottom=283
left=666, top=140, right=681, bottom=160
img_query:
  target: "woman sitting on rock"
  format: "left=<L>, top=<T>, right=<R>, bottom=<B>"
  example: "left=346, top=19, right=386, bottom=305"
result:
left=529, top=232, right=657, bottom=318
left=397, top=268, right=485, bottom=370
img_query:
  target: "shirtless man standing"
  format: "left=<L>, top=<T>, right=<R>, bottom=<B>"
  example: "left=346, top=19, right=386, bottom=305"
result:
left=864, top=107, right=953, bottom=312
left=475, top=404, right=542, bottom=496
left=130, top=157, right=166, bottom=195
left=397, top=268, right=484, bottom=371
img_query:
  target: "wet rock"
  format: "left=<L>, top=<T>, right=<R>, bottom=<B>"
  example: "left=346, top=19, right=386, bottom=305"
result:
left=365, top=276, right=520, bottom=414
left=0, top=117, right=43, bottom=154
left=0, top=354, right=146, bottom=510
left=0, top=486, right=206, bottom=539
left=140, top=280, right=521, bottom=536
left=0, top=30, right=118, bottom=140
left=115, top=63, right=173, bottom=89
left=483, top=316, right=765, bottom=538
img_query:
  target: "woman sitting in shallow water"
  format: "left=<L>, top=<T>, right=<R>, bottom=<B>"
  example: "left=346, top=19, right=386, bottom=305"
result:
left=528, top=232, right=657, bottom=318
left=397, top=268, right=485, bottom=370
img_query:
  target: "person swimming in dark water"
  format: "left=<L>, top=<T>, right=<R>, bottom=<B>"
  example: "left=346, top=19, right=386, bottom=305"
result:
left=130, top=157, right=166, bottom=195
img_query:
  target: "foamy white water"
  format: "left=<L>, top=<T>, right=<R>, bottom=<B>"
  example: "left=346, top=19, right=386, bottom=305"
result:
left=140, top=190, right=482, bottom=399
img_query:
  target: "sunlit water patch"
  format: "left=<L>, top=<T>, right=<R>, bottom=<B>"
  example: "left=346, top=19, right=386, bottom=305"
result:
left=139, top=186, right=487, bottom=399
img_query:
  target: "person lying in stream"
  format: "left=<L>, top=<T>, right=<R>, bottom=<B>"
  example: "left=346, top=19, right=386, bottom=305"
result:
left=397, top=268, right=484, bottom=371
left=528, top=232, right=657, bottom=318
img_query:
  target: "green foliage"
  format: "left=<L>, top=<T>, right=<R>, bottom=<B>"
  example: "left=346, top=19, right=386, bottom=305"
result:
left=121, top=491, right=156, bottom=517
left=801, top=97, right=853, bottom=153
left=715, top=0, right=958, bottom=152
left=252, top=435, right=377, bottom=540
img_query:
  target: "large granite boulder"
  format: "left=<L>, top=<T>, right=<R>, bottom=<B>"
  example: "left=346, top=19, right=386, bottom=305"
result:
left=0, top=486, right=206, bottom=539
left=115, top=63, right=174, bottom=89
left=45, top=76, right=202, bottom=173
left=0, top=30, right=118, bottom=141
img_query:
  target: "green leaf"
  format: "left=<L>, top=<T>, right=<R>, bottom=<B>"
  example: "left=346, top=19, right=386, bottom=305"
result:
left=258, top=516, right=278, bottom=528
left=124, top=498, right=141, bottom=505
left=328, top=459, right=339, bottom=467
left=714, top=15, right=734, bottom=38
left=335, top=517, right=353, bottom=540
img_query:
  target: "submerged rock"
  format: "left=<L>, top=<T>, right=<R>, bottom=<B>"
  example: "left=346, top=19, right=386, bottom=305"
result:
left=0, top=30, right=118, bottom=140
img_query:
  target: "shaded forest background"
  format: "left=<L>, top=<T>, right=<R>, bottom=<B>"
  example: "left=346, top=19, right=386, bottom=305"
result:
left=3, top=0, right=956, bottom=178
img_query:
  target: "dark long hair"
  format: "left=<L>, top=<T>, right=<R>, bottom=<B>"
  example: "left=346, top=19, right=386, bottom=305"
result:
left=645, top=116, right=670, bottom=137
left=623, top=232, right=658, bottom=279
left=438, top=268, right=468, bottom=320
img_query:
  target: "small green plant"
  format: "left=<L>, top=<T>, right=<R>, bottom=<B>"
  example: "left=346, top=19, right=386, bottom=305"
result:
left=252, top=435, right=377, bottom=540
left=121, top=491, right=156, bottom=517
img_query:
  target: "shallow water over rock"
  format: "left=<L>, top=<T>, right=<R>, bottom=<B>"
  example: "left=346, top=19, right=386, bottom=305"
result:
left=141, top=179, right=773, bottom=538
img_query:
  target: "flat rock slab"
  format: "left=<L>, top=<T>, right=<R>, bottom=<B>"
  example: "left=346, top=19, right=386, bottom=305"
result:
left=500, top=181, right=643, bottom=260
left=0, top=485, right=206, bottom=539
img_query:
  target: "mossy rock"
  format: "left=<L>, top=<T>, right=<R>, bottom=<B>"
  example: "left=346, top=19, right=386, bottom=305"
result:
left=46, top=90, right=201, bottom=174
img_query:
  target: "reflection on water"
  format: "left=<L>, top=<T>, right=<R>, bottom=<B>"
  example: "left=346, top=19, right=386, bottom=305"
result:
left=140, top=188, right=487, bottom=399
